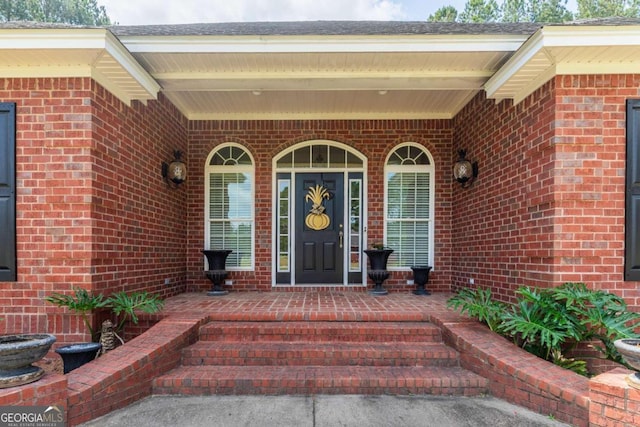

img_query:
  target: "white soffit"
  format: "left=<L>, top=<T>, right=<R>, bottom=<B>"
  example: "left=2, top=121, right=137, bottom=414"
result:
left=119, top=33, right=528, bottom=120
left=485, top=25, right=640, bottom=104
left=0, top=29, right=160, bottom=105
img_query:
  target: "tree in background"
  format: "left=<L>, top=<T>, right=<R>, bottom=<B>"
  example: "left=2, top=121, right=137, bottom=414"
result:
left=501, top=0, right=529, bottom=21
left=428, top=5, right=459, bottom=22
left=0, top=0, right=112, bottom=25
left=459, top=0, right=501, bottom=22
left=576, top=0, right=640, bottom=18
left=429, top=0, right=639, bottom=23
left=501, top=0, right=573, bottom=21
left=533, top=0, right=574, bottom=21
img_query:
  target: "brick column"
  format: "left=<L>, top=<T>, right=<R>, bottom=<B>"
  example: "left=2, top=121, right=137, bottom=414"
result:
left=589, top=367, right=640, bottom=426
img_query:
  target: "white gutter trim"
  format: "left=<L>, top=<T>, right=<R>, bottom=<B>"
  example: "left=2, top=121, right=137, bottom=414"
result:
left=120, top=34, right=529, bottom=54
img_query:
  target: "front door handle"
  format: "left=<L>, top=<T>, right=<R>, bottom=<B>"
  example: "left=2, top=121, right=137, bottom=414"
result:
left=339, top=224, right=343, bottom=248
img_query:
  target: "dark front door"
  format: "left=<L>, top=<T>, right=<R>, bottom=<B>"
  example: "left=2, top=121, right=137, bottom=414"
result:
left=295, top=173, right=344, bottom=284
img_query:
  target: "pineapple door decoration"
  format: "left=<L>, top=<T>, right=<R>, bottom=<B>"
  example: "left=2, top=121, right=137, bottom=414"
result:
left=305, top=184, right=331, bottom=230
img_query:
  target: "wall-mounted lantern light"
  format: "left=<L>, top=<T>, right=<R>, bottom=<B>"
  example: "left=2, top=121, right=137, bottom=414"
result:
left=161, top=150, right=187, bottom=186
left=453, top=149, right=478, bottom=188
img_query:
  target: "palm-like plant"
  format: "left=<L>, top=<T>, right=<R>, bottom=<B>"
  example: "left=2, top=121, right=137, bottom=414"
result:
left=45, top=288, right=110, bottom=340
left=46, top=288, right=164, bottom=342
left=109, top=291, right=164, bottom=335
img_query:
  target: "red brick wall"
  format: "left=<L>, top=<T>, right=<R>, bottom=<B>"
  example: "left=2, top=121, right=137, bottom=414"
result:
left=0, top=77, right=188, bottom=341
left=590, top=367, right=640, bottom=426
left=452, top=75, right=640, bottom=308
left=554, top=75, right=639, bottom=305
left=187, top=120, right=453, bottom=292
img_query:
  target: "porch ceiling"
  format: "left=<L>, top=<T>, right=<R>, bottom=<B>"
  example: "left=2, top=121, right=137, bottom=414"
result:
left=120, top=39, right=524, bottom=120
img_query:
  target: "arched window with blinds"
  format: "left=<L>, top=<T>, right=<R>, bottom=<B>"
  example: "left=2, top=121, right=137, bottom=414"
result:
left=205, top=144, right=255, bottom=270
left=384, top=144, right=434, bottom=269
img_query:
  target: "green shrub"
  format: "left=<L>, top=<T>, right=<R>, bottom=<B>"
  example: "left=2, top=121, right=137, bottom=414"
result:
left=447, top=283, right=640, bottom=376
left=446, top=287, right=507, bottom=332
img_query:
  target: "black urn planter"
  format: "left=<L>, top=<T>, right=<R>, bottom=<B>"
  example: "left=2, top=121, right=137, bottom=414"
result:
left=411, top=266, right=432, bottom=295
left=55, top=342, right=102, bottom=374
left=364, top=249, right=394, bottom=296
left=202, top=249, right=233, bottom=296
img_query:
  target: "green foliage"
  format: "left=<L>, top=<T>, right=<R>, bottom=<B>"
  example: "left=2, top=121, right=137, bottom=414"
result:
left=446, top=287, right=507, bottom=332
left=0, top=0, right=112, bottom=25
left=500, top=286, right=581, bottom=360
left=551, top=349, right=589, bottom=377
left=532, top=0, right=574, bottom=22
left=109, top=291, right=164, bottom=334
left=46, top=288, right=109, bottom=338
left=447, top=283, right=640, bottom=376
left=427, top=0, right=640, bottom=23
left=460, top=0, right=502, bottom=22
left=46, top=288, right=163, bottom=340
left=576, top=0, right=640, bottom=19
left=428, top=5, right=459, bottom=22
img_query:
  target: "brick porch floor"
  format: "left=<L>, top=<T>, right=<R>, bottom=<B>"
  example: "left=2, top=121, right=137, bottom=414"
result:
left=158, top=291, right=452, bottom=321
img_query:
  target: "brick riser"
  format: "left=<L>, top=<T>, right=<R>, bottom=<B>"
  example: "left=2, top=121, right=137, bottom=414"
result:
left=152, top=321, right=489, bottom=396
left=153, top=365, right=488, bottom=396
left=198, top=322, right=443, bottom=342
left=182, top=341, right=459, bottom=367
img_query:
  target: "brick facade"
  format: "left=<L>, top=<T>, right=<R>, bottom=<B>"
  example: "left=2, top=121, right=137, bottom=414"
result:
left=0, top=78, right=187, bottom=341
left=187, top=119, right=453, bottom=293
left=452, top=75, right=640, bottom=309
left=1, top=73, right=639, bottom=339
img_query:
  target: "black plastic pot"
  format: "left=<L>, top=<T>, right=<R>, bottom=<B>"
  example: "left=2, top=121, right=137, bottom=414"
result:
left=55, top=342, right=102, bottom=374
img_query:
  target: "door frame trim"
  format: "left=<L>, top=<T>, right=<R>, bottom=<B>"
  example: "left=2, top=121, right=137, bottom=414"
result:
left=271, top=140, right=367, bottom=287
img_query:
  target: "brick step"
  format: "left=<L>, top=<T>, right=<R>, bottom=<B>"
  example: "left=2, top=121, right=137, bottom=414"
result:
left=181, top=341, right=459, bottom=367
left=152, top=365, right=489, bottom=396
left=198, top=321, right=442, bottom=343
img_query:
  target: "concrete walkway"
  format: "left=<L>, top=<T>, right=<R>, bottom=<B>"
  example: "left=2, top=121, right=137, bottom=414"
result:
left=80, top=394, right=568, bottom=427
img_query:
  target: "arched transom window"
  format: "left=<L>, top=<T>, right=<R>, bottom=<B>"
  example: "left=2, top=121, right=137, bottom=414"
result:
left=205, top=144, right=254, bottom=269
left=384, top=144, right=434, bottom=269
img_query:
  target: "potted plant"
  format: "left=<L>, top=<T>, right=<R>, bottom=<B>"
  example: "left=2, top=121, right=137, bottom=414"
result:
left=364, top=243, right=394, bottom=295
left=46, top=288, right=164, bottom=373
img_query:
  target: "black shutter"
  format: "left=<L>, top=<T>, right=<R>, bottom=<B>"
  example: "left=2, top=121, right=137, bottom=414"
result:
left=0, top=102, right=16, bottom=282
left=626, top=99, right=640, bottom=281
